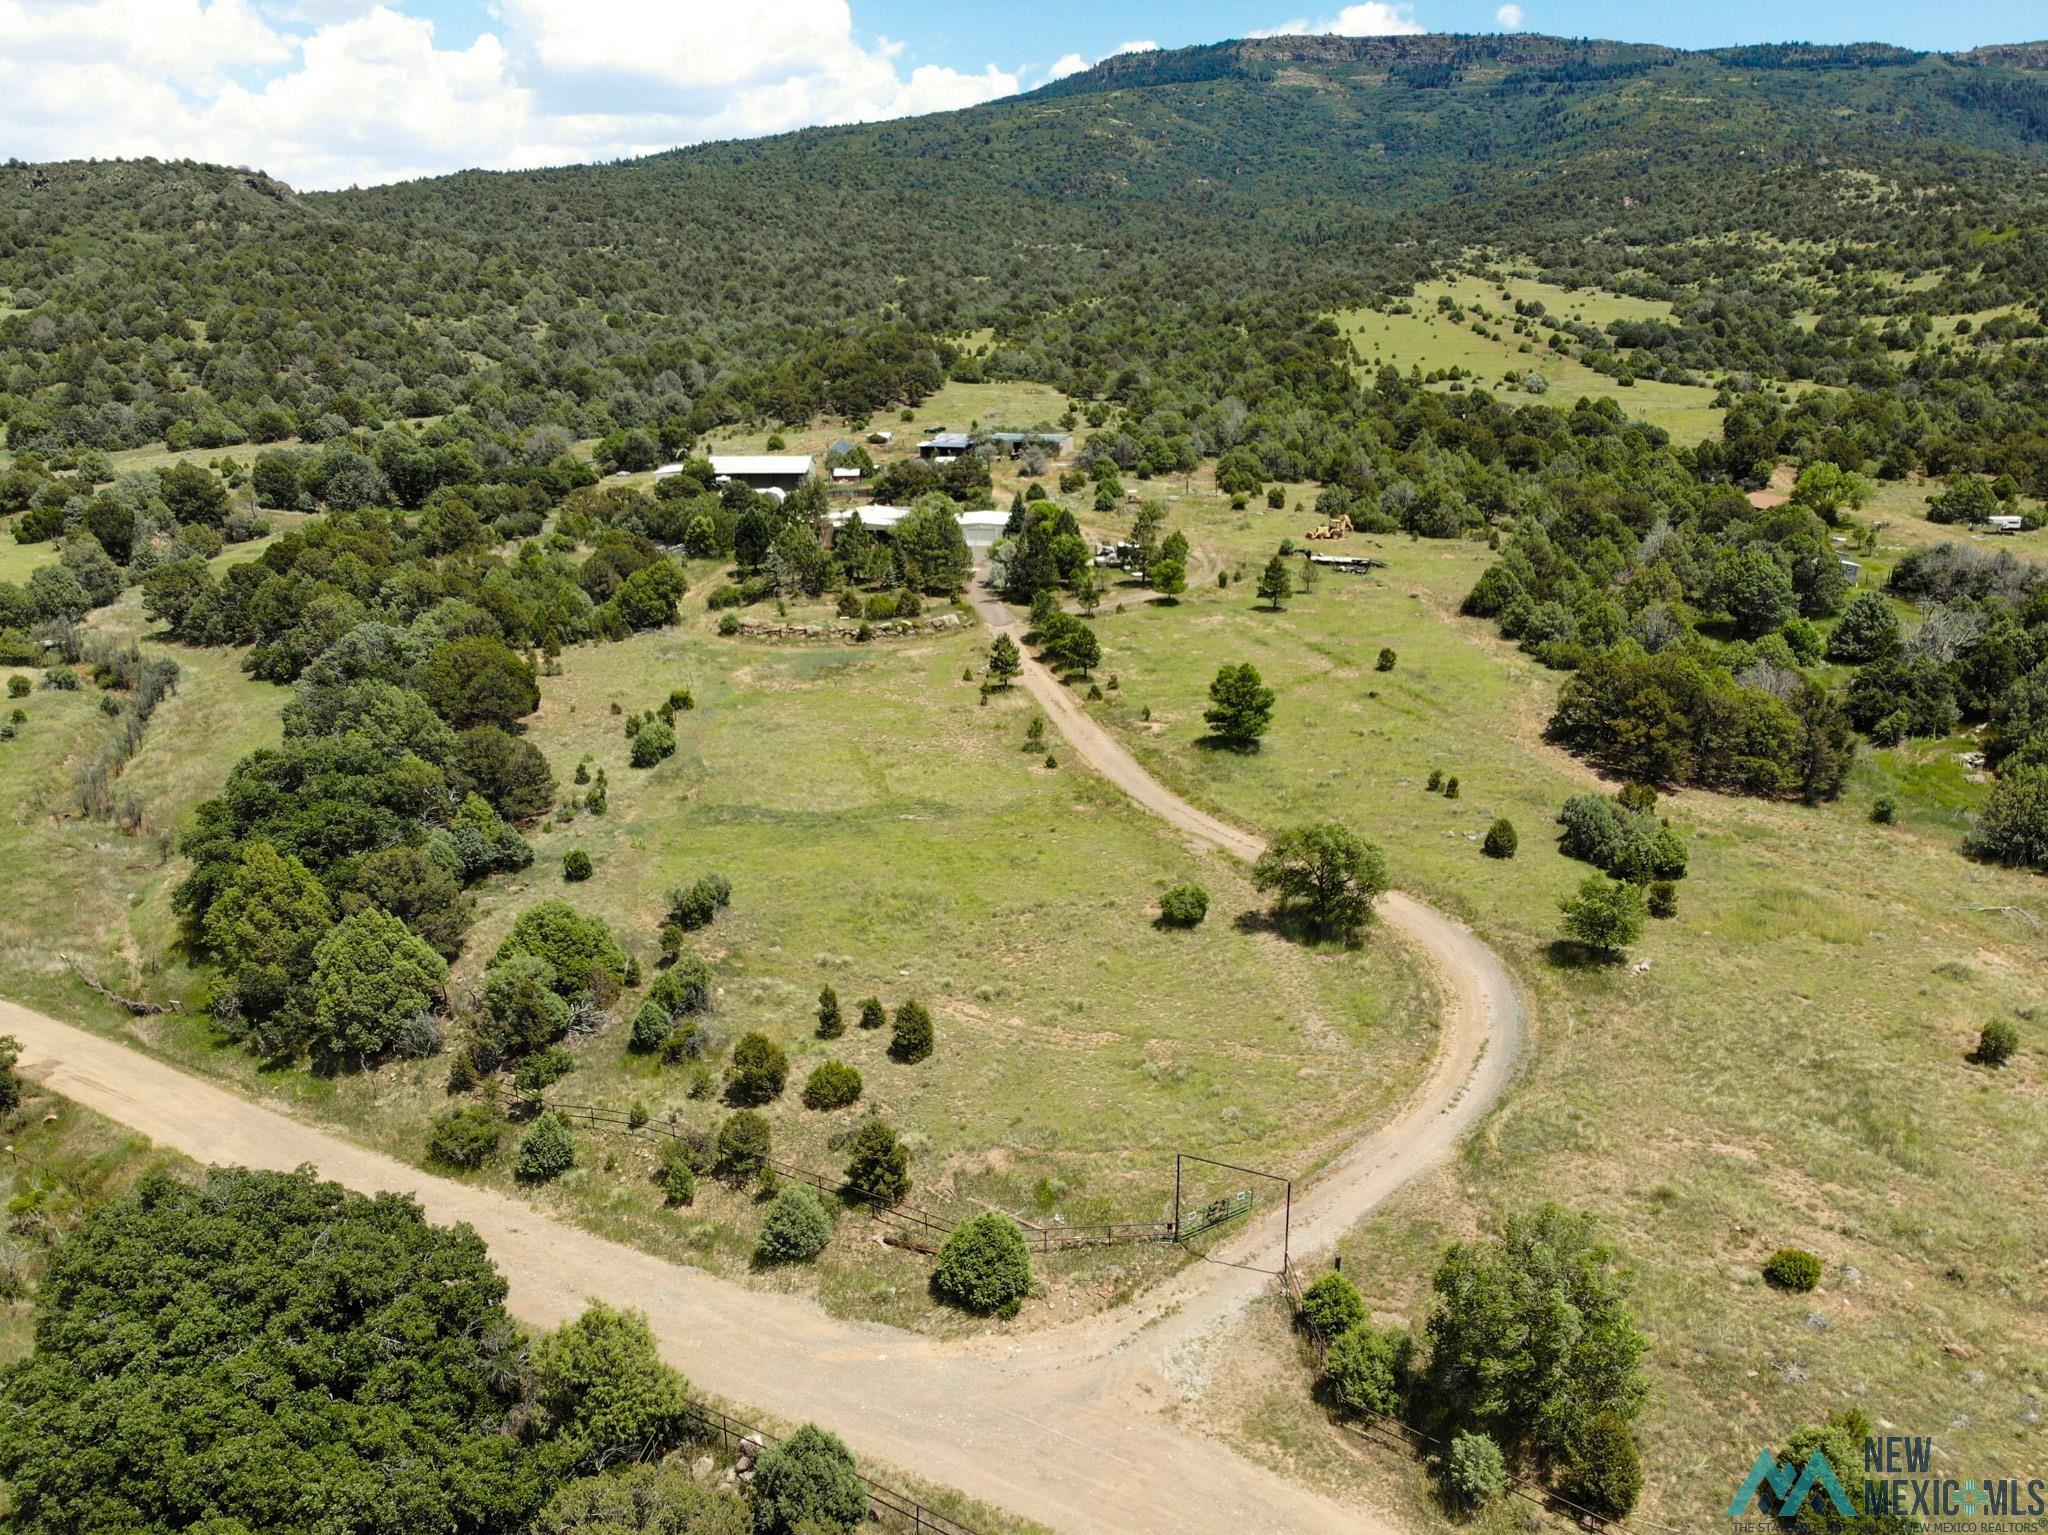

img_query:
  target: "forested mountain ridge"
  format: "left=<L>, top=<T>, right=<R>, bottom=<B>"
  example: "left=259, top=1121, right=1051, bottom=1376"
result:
left=5, top=38, right=2048, bottom=819
left=5, top=31, right=2048, bottom=464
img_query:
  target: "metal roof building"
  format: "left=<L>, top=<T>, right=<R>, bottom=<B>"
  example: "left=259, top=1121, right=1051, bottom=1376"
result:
left=828, top=505, right=1007, bottom=548
left=705, top=454, right=813, bottom=491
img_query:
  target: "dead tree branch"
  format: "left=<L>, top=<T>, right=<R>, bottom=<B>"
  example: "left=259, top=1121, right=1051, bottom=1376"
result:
left=62, top=956, right=179, bottom=1016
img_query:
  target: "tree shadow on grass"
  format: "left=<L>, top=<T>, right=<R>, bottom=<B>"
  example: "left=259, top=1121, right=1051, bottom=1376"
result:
left=1232, top=907, right=1362, bottom=950
left=1543, top=939, right=1626, bottom=970
left=1193, top=733, right=1262, bottom=754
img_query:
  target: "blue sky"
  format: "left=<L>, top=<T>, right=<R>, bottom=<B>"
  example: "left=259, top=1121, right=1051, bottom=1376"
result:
left=3, top=1, right=2040, bottom=190
left=404, top=1, right=2044, bottom=61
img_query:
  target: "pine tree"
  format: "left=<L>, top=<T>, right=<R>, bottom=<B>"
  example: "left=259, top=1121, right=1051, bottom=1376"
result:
left=1203, top=662, right=1276, bottom=749
left=987, top=632, right=1022, bottom=687
left=1256, top=553, right=1292, bottom=611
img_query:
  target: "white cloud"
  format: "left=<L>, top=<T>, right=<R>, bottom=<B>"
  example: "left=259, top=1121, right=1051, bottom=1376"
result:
left=504, top=0, right=853, bottom=89
left=205, top=8, right=537, bottom=186
left=2, top=0, right=292, bottom=88
left=1046, top=51, right=1089, bottom=80
left=3, top=5, right=536, bottom=187
left=0, top=0, right=1028, bottom=188
left=1250, top=3, right=1425, bottom=38
left=1111, top=39, right=1160, bottom=55
left=1496, top=3, right=1524, bottom=27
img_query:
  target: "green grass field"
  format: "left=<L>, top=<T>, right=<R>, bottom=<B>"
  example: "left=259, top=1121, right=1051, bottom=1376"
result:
left=1336, top=273, right=1727, bottom=443
left=1055, top=471, right=2046, bottom=1526
left=0, top=536, right=56, bottom=587
left=0, top=616, right=283, bottom=1012
left=4, top=441, right=2041, bottom=1516
left=1853, top=475, right=2048, bottom=564
left=0, top=571, right=1434, bottom=1332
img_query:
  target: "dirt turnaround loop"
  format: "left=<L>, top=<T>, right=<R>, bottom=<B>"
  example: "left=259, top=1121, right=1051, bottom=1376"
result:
left=3, top=581, right=1525, bottom=1535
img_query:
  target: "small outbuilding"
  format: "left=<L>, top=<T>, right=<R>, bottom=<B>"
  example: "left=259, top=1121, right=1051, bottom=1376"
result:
left=918, top=430, right=1069, bottom=461
left=707, top=454, right=814, bottom=493
left=989, top=431, right=1069, bottom=459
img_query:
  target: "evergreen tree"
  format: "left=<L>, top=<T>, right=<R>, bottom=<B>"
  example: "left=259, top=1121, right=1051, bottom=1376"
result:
left=1256, top=553, right=1293, bottom=611
left=842, top=1119, right=911, bottom=1205
left=1203, top=661, right=1276, bottom=749
left=889, top=999, right=935, bottom=1064
left=987, top=632, right=1022, bottom=687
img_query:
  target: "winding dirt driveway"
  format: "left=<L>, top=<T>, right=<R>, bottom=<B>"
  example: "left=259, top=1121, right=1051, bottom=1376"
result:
left=2, top=581, right=1524, bottom=1535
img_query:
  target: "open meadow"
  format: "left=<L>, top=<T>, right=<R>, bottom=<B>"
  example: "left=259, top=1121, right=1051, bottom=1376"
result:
left=0, top=564, right=1436, bottom=1332
left=1336, top=272, right=1728, bottom=444
left=1047, top=470, right=2047, bottom=1526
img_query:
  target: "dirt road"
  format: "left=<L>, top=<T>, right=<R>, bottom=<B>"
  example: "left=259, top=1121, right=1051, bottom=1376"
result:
left=1, top=580, right=1524, bottom=1535
left=962, top=577, right=1523, bottom=1337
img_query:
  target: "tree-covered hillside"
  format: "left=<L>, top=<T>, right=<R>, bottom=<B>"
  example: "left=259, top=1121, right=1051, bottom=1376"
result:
left=4, top=33, right=2048, bottom=862
left=5, top=33, right=2047, bottom=462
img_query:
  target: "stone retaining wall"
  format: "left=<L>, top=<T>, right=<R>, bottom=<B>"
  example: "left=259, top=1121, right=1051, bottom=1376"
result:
left=725, top=613, right=965, bottom=642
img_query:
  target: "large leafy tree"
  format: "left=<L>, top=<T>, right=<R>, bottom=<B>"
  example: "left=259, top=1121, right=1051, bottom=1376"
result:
left=536, top=1464, right=748, bottom=1534
left=842, top=1119, right=912, bottom=1205
left=1251, top=822, right=1388, bottom=942
left=0, top=1167, right=548, bottom=1535
left=449, top=725, right=556, bottom=823
left=309, top=905, right=449, bottom=1063
left=1708, top=546, right=1797, bottom=639
left=417, top=636, right=541, bottom=731
left=531, top=1302, right=694, bottom=1473
left=1256, top=553, right=1292, bottom=611
left=892, top=496, right=973, bottom=594
left=1787, top=460, right=1868, bottom=524
left=1824, top=591, right=1901, bottom=663
left=1966, top=765, right=2048, bottom=871
left=930, top=1212, right=1034, bottom=1317
left=1423, top=1205, right=1648, bottom=1461
left=1558, top=875, right=1647, bottom=960
left=200, top=839, right=335, bottom=1053
left=1039, top=612, right=1101, bottom=677
left=492, top=901, right=630, bottom=997
left=750, top=1426, right=867, bottom=1535
left=349, top=844, right=474, bottom=958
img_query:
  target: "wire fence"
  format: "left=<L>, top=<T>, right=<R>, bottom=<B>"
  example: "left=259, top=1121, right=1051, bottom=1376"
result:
left=0, top=1143, right=101, bottom=1201
left=1278, top=1260, right=1682, bottom=1535
left=683, top=1398, right=989, bottom=1535
left=547, top=1100, right=1177, bottom=1253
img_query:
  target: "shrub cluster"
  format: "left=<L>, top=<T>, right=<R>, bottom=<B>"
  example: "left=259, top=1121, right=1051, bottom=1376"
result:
left=930, top=1213, right=1034, bottom=1317
left=1156, top=884, right=1210, bottom=927
left=1556, top=790, right=1687, bottom=882
left=1762, top=1247, right=1823, bottom=1292
left=800, top=1060, right=863, bottom=1110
